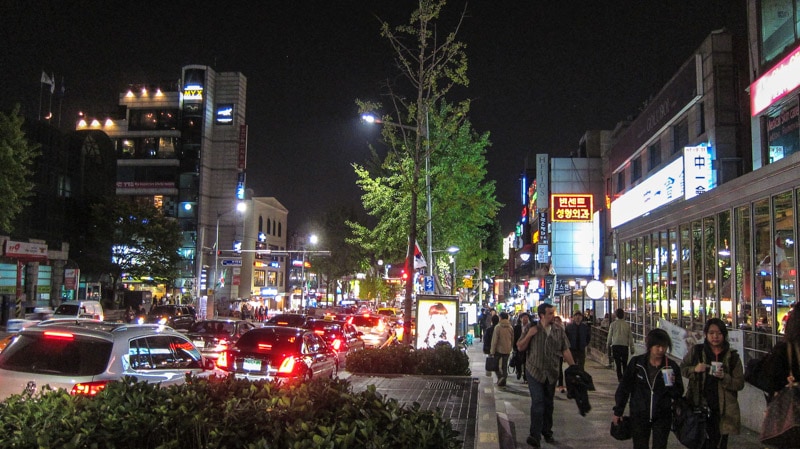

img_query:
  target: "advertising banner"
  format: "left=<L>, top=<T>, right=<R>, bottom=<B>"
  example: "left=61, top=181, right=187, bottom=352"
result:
left=415, top=295, right=458, bottom=349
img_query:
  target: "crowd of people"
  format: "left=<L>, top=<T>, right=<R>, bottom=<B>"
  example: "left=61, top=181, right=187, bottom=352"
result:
left=476, top=302, right=799, bottom=449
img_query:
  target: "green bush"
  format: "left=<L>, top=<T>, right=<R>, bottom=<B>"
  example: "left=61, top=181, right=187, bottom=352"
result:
left=0, top=375, right=461, bottom=449
left=346, top=342, right=471, bottom=376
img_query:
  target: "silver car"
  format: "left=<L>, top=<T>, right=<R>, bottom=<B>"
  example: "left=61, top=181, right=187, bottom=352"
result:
left=0, top=321, right=218, bottom=400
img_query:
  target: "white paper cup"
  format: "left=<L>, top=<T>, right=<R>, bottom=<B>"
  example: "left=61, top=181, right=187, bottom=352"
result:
left=710, top=361, right=723, bottom=375
left=662, top=367, right=675, bottom=386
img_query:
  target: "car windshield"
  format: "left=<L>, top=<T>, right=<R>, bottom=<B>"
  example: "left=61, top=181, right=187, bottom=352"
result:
left=351, top=316, right=382, bottom=327
left=307, top=322, right=342, bottom=334
left=189, top=321, right=235, bottom=335
left=236, top=330, right=301, bottom=352
left=0, top=333, right=112, bottom=376
left=53, top=304, right=79, bottom=315
left=266, top=315, right=305, bottom=327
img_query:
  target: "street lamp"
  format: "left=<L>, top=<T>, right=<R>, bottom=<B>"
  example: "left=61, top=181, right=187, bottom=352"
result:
left=580, top=279, right=588, bottom=315
left=362, top=111, right=433, bottom=345
left=569, top=280, right=576, bottom=314
left=212, top=201, right=247, bottom=316
left=301, top=234, right=318, bottom=309
left=433, top=246, right=460, bottom=294
left=605, top=278, right=616, bottom=316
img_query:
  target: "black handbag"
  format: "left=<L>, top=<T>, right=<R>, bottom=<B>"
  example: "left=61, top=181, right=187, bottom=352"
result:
left=672, top=348, right=709, bottom=449
left=610, top=416, right=632, bottom=440
left=485, top=355, right=498, bottom=372
left=761, top=343, right=800, bottom=446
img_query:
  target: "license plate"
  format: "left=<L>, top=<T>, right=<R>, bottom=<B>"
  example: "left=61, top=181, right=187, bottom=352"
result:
left=193, top=340, right=205, bottom=348
left=243, top=358, right=262, bottom=371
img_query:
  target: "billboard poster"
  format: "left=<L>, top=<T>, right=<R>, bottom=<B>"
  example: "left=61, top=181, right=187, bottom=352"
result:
left=415, top=295, right=458, bottom=349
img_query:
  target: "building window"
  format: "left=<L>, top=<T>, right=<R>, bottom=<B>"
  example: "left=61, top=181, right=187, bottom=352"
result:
left=648, top=141, right=662, bottom=171
left=616, top=171, right=625, bottom=193
left=632, top=157, right=642, bottom=182
left=57, top=175, right=71, bottom=198
left=760, top=0, right=800, bottom=64
left=673, top=119, right=689, bottom=155
left=766, top=99, right=800, bottom=163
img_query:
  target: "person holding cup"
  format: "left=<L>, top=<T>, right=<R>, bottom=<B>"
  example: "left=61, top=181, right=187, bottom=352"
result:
left=613, top=328, right=684, bottom=449
left=680, top=318, right=744, bottom=449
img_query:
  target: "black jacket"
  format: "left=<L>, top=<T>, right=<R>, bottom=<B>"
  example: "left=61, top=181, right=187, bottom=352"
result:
left=565, top=364, right=594, bottom=415
left=483, top=325, right=495, bottom=355
left=614, top=353, right=684, bottom=421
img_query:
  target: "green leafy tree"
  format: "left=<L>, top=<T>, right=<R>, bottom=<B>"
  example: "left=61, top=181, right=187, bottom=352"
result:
left=0, top=105, right=40, bottom=233
left=90, top=200, right=182, bottom=304
left=354, top=0, right=471, bottom=341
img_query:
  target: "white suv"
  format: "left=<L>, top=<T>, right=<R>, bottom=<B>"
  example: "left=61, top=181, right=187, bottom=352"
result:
left=0, top=321, right=218, bottom=399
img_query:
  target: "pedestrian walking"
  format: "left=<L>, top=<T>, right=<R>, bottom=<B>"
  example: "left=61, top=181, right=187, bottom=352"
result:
left=607, top=308, right=635, bottom=382
left=612, top=328, right=684, bottom=449
left=679, top=317, right=744, bottom=449
left=512, top=312, right=531, bottom=381
left=516, top=303, right=577, bottom=448
left=483, top=314, right=499, bottom=355
left=565, top=311, right=591, bottom=370
left=490, top=311, right=514, bottom=387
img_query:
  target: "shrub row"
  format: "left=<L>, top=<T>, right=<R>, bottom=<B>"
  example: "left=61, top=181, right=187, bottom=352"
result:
left=346, top=342, right=471, bottom=376
left=0, top=375, right=462, bottom=449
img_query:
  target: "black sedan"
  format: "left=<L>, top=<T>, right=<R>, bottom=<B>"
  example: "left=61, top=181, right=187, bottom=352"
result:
left=215, top=326, right=338, bottom=384
left=305, top=318, right=365, bottom=364
left=265, top=313, right=309, bottom=327
left=186, top=319, right=257, bottom=359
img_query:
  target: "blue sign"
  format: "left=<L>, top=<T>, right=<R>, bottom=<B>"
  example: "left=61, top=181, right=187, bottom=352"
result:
left=424, top=276, right=434, bottom=293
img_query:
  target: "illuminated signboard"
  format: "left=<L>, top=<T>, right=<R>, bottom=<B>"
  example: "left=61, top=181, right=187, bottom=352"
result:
left=550, top=194, right=593, bottom=222
left=610, top=157, right=684, bottom=228
left=215, top=104, right=234, bottom=124
left=683, top=145, right=713, bottom=200
left=751, top=44, right=800, bottom=116
left=183, top=84, right=203, bottom=100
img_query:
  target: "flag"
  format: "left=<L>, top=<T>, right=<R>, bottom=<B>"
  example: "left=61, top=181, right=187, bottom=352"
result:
left=414, top=240, right=427, bottom=269
left=40, top=71, right=53, bottom=87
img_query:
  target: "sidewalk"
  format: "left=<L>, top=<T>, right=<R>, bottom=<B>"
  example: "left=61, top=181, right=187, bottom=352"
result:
left=465, top=339, right=766, bottom=449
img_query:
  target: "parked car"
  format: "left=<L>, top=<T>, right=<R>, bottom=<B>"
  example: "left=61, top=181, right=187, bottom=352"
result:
left=5, top=307, right=54, bottom=333
left=0, top=321, right=218, bottom=399
left=215, top=326, right=338, bottom=385
left=147, top=305, right=196, bottom=331
left=52, top=300, right=104, bottom=320
left=265, top=313, right=309, bottom=327
left=186, top=319, right=257, bottom=359
left=347, top=314, right=396, bottom=349
left=304, top=318, right=365, bottom=364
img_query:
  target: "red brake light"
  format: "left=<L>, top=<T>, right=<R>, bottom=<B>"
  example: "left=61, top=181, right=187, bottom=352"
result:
left=257, top=343, right=272, bottom=350
left=332, top=339, right=342, bottom=351
left=362, top=313, right=370, bottom=318
left=71, top=381, right=108, bottom=396
left=277, top=357, right=296, bottom=374
left=43, top=331, right=75, bottom=340
left=314, top=330, right=325, bottom=336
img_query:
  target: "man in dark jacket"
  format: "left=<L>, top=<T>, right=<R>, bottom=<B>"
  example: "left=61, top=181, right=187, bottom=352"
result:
left=565, top=311, right=591, bottom=370
left=512, top=312, right=531, bottom=380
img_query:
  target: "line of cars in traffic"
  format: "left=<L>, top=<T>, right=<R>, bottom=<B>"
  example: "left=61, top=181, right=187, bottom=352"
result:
left=0, top=309, right=399, bottom=400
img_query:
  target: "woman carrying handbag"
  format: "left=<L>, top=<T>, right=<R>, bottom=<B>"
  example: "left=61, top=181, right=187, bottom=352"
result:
left=680, top=318, right=744, bottom=449
left=761, top=303, right=800, bottom=448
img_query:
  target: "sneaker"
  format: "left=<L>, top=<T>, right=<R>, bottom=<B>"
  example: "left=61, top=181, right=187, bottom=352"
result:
left=559, top=387, right=566, bottom=393
left=497, top=380, right=506, bottom=387
left=543, top=434, right=555, bottom=444
left=525, top=435, right=540, bottom=448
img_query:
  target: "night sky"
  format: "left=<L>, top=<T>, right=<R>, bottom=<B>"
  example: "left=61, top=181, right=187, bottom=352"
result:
left=0, top=1, right=741, bottom=235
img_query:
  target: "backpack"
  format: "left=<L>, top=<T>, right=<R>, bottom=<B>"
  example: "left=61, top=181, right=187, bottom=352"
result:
left=744, top=352, right=772, bottom=392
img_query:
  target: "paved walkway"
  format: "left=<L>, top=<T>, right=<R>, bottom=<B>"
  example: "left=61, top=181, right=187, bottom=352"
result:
left=465, top=340, right=767, bottom=449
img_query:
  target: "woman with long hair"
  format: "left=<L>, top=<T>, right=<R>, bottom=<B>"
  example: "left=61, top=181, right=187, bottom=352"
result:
left=680, top=318, right=744, bottom=449
left=765, top=303, right=800, bottom=397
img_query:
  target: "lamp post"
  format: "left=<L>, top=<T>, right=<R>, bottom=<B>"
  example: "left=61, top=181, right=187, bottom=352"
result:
left=580, top=279, right=588, bottom=315
left=432, top=246, right=460, bottom=294
left=569, top=280, right=576, bottom=314
left=362, top=112, right=432, bottom=344
left=212, top=202, right=247, bottom=316
left=301, top=234, right=318, bottom=310
left=605, top=279, right=615, bottom=316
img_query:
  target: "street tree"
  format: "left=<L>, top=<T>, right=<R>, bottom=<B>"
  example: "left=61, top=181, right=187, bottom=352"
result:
left=354, top=0, right=469, bottom=342
left=0, top=105, right=40, bottom=233
left=309, top=206, right=365, bottom=305
left=90, top=199, right=182, bottom=305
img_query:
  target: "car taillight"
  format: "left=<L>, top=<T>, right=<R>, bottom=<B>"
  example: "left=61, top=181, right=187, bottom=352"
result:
left=216, top=351, right=229, bottom=370
left=43, top=331, right=75, bottom=340
left=332, top=339, right=342, bottom=351
left=314, top=330, right=325, bottom=336
left=71, top=381, right=108, bottom=396
left=277, top=357, right=296, bottom=374
left=216, top=338, right=229, bottom=350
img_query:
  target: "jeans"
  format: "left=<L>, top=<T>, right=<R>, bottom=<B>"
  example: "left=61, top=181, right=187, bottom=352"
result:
left=630, top=414, right=671, bottom=449
left=570, top=348, right=586, bottom=370
left=525, top=370, right=555, bottom=442
left=495, top=353, right=509, bottom=383
left=611, top=345, right=630, bottom=382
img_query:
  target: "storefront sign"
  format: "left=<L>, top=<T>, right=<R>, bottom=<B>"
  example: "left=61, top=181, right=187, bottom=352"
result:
left=751, top=44, right=800, bottom=116
left=4, top=240, right=47, bottom=259
left=215, top=104, right=234, bottom=124
left=183, top=84, right=203, bottom=100
left=683, top=145, right=713, bottom=200
left=538, top=212, right=549, bottom=245
left=611, top=157, right=684, bottom=227
left=550, top=194, right=593, bottom=222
